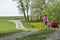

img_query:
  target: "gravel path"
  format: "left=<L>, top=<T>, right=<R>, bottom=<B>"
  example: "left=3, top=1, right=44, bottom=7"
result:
left=0, top=29, right=38, bottom=40
left=45, top=30, right=60, bottom=40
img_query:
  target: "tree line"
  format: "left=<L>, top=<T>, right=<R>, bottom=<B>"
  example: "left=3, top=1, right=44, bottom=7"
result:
left=17, top=0, right=60, bottom=23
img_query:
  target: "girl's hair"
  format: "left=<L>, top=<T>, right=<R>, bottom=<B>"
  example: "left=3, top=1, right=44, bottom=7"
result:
left=44, top=15, right=47, bottom=16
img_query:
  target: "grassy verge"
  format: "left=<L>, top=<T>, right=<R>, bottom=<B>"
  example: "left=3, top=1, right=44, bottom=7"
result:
left=21, top=21, right=45, bottom=30
left=21, top=21, right=33, bottom=30
left=0, top=20, right=22, bottom=37
left=16, top=29, right=55, bottom=40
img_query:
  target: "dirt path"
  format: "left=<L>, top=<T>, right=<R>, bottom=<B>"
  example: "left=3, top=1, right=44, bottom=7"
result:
left=0, top=29, right=38, bottom=40
left=45, top=30, right=60, bottom=40
left=9, top=20, right=26, bottom=30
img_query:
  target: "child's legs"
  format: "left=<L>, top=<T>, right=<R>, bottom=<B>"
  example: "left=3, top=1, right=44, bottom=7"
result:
left=44, top=21, right=48, bottom=29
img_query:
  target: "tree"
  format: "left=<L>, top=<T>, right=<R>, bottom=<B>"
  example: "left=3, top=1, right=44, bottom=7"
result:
left=17, top=0, right=26, bottom=20
left=26, top=0, right=30, bottom=21
left=43, top=1, right=60, bottom=23
left=17, top=0, right=30, bottom=21
left=30, top=0, right=45, bottom=21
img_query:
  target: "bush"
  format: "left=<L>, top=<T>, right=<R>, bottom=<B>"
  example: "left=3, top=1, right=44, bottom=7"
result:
left=31, top=22, right=44, bottom=29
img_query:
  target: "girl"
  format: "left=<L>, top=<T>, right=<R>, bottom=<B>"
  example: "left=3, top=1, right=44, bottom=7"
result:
left=43, top=15, right=48, bottom=28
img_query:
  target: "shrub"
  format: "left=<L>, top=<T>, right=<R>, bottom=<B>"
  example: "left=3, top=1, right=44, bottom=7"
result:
left=31, top=22, right=44, bottom=29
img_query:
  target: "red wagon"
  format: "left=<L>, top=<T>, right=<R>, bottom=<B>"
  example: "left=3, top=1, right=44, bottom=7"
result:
left=48, top=21, right=59, bottom=28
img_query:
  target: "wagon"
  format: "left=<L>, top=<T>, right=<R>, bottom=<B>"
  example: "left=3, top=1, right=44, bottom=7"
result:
left=48, top=21, right=59, bottom=28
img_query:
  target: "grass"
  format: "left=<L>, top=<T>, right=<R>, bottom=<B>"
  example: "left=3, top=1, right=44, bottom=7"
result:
left=21, top=21, right=44, bottom=30
left=0, top=20, right=22, bottom=37
left=21, top=21, right=33, bottom=30
left=16, top=29, right=55, bottom=40
left=17, top=36, right=45, bottom=40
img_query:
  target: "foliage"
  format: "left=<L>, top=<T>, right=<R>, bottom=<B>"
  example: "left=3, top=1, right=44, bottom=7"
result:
left=43, top=1, right=60, bottom=22
left=30, top=0, right=46, bottom=21
left=31, top=0, right=45, bottom=15
left=17, top=0, right=60, bottom=23
left=31, top=22, right=44, bottom=29
left=17, top=0, right=30, bottom=21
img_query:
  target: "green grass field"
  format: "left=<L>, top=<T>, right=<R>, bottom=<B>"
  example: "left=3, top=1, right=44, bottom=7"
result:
left=0, top=20, right=22, bottom=37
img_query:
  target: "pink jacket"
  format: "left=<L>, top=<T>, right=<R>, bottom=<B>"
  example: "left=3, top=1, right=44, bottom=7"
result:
left=43, top=16, right=48, bottom=22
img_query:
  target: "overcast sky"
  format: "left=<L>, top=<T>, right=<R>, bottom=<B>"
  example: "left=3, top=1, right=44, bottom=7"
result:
left=0, top=0, right=21, bottom=16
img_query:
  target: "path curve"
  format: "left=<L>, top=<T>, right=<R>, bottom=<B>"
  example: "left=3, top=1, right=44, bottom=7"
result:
left=9, top=20, right=26, bottom=30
